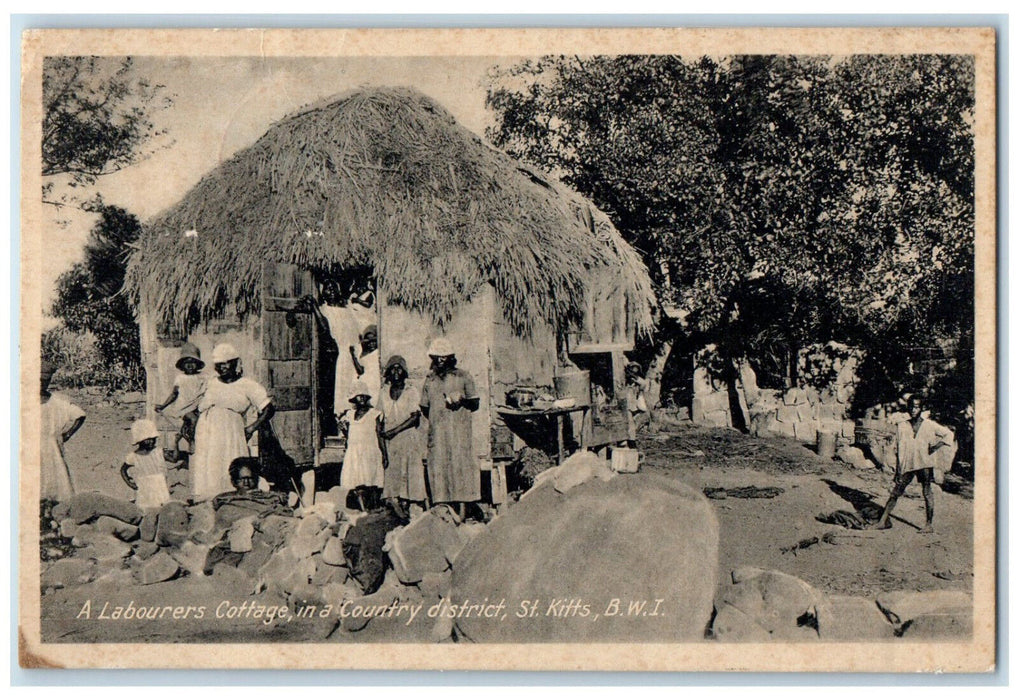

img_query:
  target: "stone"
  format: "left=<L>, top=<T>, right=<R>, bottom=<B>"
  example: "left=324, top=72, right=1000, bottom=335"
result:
left=228, top=517, right=256, bottom=553
left=289, top=530, right=330, bottom=560
left=41, top=558, right=97, bottom=589
left=138, top=513, right=158, bottom=542
left=384, top=509, right=459, bottom=584
left=716, top=567, right=829, bottom=641
left=64, top=492, right=143, bottom=525
left=875, top=589, right=972, bottom=627
left=775, top=406, right=799, bottom=424
left=817, top=596, right=896, bottom=640
left=418, top=570, right=452, bottom=601
left=310, top=553, right=348, bottom=586
left=186, top=501, right=217, bottom=538
left=133, top=551, right=180, bottom=585
left=78, top=534, right=132, bottom=561
left=155, top=501, right=190, bottom=547
left=131, top=541, right=161, bottom=560
left=842, top=420, right=857, bottom=439
left=51, top=502, right=71, bottom=521
left=784, top=387, right=809, bottom=406
left=316, top=486, right=347, bottom=509
left=93, top=515, right=139, bottom=541
left=793, top=421, right=817, bottom=443
left=431, top=615, right=455, bottom=643
left=321, top=535, right=346, bottom=566
left=339, top=583, right=403, bottom=633
left=321, top=581, right=361, bottom=607
left=450, top=473, right=718, bottom=643
left=168, top=541, right=211, bottom=576
left=296, top=513, right=329, bottom=538
left=711, top=603, right=772, bottom=642
left=288, top=582, right=327, bottom=612
left=796, top=404, right=816, bottom=423
left=899, top=610, right=973, bottom=639
left=58, top=518, right=80, bottom=539
left=836, top=445, right=874, bottom=470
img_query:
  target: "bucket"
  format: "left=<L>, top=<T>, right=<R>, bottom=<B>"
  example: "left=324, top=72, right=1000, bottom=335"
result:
left=554, top=369, right=591, bottom=406
left=611, top=447, right=641, bottom=473
left=816, top=430, right=837, bottom=459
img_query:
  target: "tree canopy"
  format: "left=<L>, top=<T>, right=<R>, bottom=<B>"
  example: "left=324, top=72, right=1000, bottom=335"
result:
left=486, top=54, right=975, bottom=400
left=42, top=56, right=172, bottom=207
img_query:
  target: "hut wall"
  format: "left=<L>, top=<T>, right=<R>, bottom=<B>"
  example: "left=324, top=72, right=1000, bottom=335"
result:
left=377, top=284, right=494, bottom=464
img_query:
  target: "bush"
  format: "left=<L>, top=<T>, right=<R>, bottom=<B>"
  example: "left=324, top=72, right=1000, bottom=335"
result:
left=42, top=325, right=143, bottom=391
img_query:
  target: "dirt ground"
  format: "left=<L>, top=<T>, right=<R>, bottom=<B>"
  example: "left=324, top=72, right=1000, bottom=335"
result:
left=38, top=390, right=973, bottom=643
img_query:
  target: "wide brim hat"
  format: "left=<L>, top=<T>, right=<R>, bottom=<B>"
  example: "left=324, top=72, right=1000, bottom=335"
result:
left=175, top=342, right=205, bottom=370
left=427, top=337, right=455, bottom=357
left=348, top=380, right=372, bottom=402
left=211, top=343, right=240, bottom=364
left=360, top=324, right=378, bottom=340
left=131, top=418, right=160, bottom=444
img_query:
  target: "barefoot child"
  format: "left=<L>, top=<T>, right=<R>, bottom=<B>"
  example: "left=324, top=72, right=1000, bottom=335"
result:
left=338, top=380, right=386, bottom=510
left=155, top=343, right=207, bottom=458
left=120, top=419, right=172, bottom=510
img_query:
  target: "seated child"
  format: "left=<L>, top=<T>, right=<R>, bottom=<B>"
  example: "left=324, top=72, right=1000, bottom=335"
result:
left=155, top=343, right=207, bottom=459
left=120, top=419, right=172, bottom=510
left=337, top=380, right=386, bottom=510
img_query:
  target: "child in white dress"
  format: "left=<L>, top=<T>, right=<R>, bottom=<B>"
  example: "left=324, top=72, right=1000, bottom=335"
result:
left=120, top=419, right=172, bottom=510
left=338, top=380, right=386, bottom=494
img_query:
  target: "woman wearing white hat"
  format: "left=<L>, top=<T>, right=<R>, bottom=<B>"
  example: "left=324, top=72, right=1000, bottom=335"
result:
left=420, top=338, right=480, bottom=518
left=190, top=343, right=275, bottom=500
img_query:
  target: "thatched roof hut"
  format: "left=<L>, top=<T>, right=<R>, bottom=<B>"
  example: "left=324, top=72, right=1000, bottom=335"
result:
left=128, top=87, right=656, bottom=489
left=126, top=87, right=654, bottom=339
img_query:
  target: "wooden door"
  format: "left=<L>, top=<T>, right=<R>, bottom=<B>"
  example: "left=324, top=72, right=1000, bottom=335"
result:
left=261, top=261, right=317, bottom=469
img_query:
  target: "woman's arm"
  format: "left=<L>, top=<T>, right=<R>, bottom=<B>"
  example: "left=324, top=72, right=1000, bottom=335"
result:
left=62, top=416, right=85, bottom=443
left=349, top=346, right=365, bottom=376
left=244, top=403, right=276, bottom=441
left=382, top=410, right=420, bottom=440
left=119, top=462, right=137, bottom=490
left=155, top=386, right=179, bottom=412
left=377, top=415, right=389, bottom=471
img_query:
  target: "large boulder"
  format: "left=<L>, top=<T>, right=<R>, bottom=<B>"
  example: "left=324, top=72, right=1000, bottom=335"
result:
left=450, top=473, right=718, bottom=642
left=712, top=567, right=830, bottom=642
left=59, top=492, right=143, bottom=525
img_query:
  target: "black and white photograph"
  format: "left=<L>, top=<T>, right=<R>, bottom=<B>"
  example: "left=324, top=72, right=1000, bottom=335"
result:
left=17, top=27, right=996, bottom=671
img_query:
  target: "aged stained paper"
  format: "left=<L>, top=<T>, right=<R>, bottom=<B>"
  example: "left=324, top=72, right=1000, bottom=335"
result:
left=19, top=27, right=996, bottom=671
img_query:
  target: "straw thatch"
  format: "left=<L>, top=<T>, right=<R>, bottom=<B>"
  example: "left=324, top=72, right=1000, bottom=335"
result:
left=126, top=87, right=654, bottom=338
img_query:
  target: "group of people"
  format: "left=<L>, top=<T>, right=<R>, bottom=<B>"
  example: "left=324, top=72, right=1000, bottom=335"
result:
left=39, top=291, right=484, bottom=521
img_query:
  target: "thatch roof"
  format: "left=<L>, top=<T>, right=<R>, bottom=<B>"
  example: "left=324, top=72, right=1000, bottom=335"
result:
left=126, top=87, right=655, bottom=338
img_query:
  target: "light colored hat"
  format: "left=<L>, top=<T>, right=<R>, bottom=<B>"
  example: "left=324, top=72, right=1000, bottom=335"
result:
left=361, top=324, right=378, bottom=340
left=211, top=343, right=240, bottom=363
left=176, top=342, right=205, bottom=371
left=131, top=419, right=160, bottom=445
left=348, top=380, right=372, bottom=402
left=427, top=337, right=455, bottom=357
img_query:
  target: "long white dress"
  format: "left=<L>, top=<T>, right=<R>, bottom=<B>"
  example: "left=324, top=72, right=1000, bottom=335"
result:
left=191, top=377, right=271, bottom=501
left=41, top=393, right=85, bottom=501
left=340, top=407, right=384, bottom=490
left=320, top=305, right=361, bottom=422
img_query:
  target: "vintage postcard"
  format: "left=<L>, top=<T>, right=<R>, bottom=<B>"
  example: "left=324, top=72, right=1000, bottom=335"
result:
left=18, top=27, right=996, bottom=671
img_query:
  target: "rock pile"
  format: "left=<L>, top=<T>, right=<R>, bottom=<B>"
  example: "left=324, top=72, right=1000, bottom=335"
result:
left=709, top=567, right=972, bottom=641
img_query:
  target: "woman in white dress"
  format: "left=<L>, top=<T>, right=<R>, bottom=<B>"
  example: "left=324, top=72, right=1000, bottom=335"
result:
left=40, top=360, right=85, bottom=502
left=190, top=343, right=275, bottom=501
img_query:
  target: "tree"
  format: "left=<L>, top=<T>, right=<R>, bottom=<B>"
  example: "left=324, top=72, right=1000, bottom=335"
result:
left=50, top=204, right=144, bottom=389
left=486, top=54, right=974, bottom=421
left=42, top=56, right=171, bottom=207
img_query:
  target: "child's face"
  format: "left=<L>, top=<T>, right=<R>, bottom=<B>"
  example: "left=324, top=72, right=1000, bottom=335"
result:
left=361, top=332, right=377, bottom=354
left=181, top=358, right=201, bottom=374
left=350, top=394, right=371, bottom=409
left=233, top=466, right=258, bottom=493
left=136, top=437, right=158, bottom=451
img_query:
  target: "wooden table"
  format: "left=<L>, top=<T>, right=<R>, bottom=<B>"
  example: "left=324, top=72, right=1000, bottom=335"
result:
left=496, top=405, right=591, bottom=464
